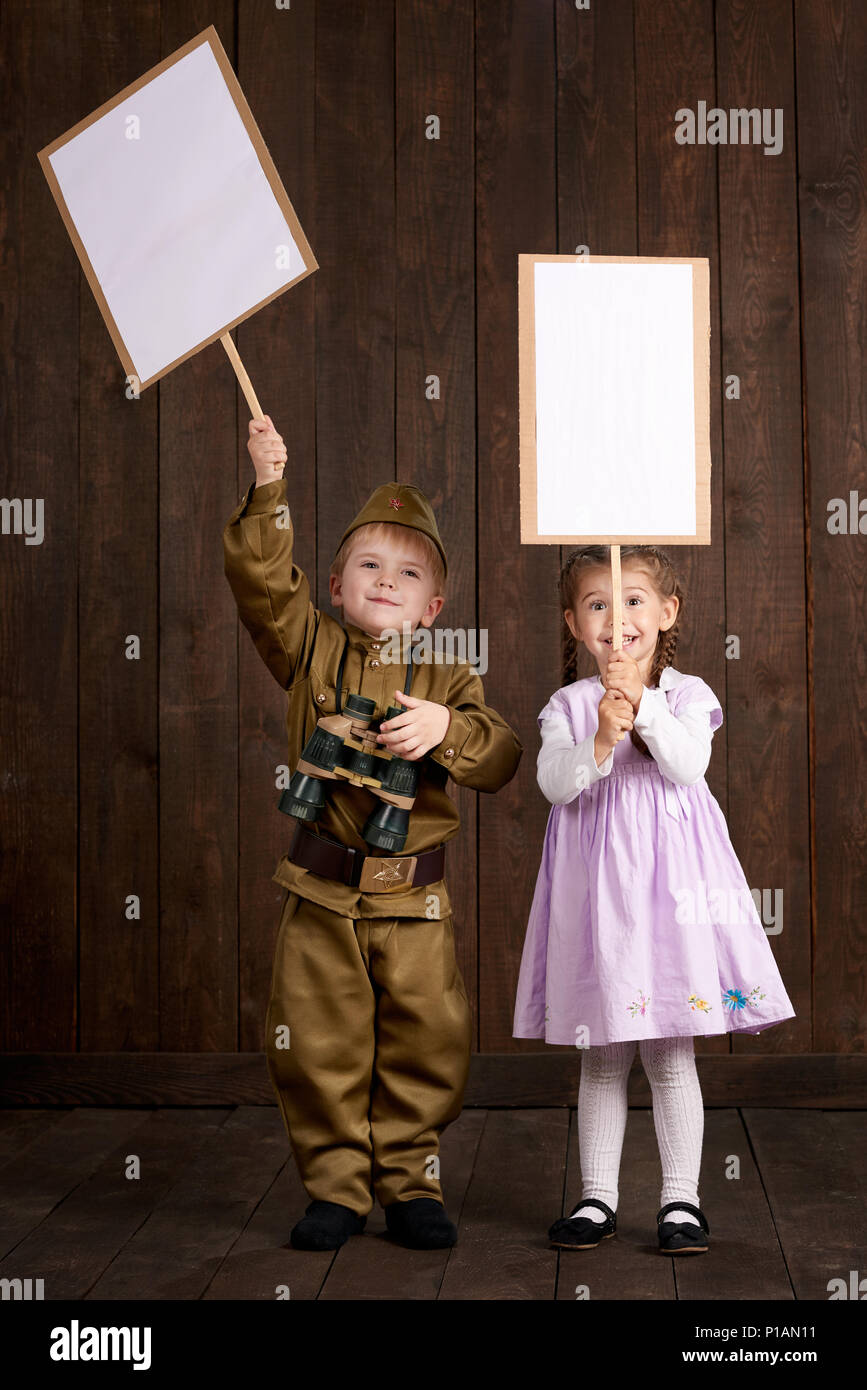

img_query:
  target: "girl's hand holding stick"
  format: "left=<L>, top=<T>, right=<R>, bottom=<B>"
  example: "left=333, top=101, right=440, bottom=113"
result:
left=594, top=687, right=634, bottom=767
left=603, top=645, right=645, bottom=710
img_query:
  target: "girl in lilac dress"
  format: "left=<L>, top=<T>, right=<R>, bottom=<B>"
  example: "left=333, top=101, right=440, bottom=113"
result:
left=512, top=545, right=795, bottom=1255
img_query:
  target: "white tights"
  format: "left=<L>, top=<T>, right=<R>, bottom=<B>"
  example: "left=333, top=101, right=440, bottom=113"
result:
left=571, top=1036, right=704, bottom=1226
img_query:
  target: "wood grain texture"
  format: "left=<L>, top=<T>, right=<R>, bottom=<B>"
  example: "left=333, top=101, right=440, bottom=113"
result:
left=0, top=1101, right=862, bottom=1303
left=475, top=0, right=559, bottom=1052
left=78, top=6, right=160, bottom=1053
left=716, top=0, right=810, bottom=1055
left=634, top=0, right=729, bottom=1057
left=3, top=1050, right=864, bottom=1106
left=795, top=0, right=867, bottom=1053
left=2, top=0, right=862, bottom=1069
left=0, top=1, right=81, bottom=1050
left=235, top=0, right=318, bottom=1052
left=396, top=0, right=478, bottom=1036
left=159, top=2, right=238, bottom=1052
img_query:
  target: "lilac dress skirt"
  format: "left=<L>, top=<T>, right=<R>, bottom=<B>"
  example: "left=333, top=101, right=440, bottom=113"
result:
left=512, top=674, right=796, bottom=1047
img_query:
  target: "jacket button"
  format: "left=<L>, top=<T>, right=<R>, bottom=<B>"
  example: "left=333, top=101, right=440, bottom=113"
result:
left=444, top=747, right=454, bottom=757
left=370, top=659, right=380, bottom=668
left=316, top=693, right=326, bottom=703
left=371, top=642, right=381, bottom=650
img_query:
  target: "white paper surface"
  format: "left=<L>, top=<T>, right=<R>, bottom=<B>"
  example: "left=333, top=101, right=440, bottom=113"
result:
left=534, top=261, right=697, bottom=537
left=49, top=42, right=307, bottom=383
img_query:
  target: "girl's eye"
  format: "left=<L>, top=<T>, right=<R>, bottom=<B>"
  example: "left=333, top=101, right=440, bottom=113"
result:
left=404, top=569, right=420, bottom=579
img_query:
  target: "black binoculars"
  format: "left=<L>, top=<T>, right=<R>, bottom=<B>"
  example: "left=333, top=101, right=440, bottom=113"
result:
left=278, top=693, right=421, bottom=853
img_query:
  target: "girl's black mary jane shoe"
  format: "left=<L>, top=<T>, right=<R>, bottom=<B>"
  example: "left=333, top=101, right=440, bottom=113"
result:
left=656, top=1201, right=710, bottom=1254
left=548, top=1198, right=617, bottom=1249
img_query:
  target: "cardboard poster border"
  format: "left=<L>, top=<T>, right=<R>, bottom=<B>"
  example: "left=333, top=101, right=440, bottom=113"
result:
left=518, top=253, right=712, bottom=547
left=36, top=24, right=318, bottom=392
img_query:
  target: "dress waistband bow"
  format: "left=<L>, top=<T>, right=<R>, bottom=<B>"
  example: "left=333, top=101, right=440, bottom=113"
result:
left=662, top=779, right=692, bottom=822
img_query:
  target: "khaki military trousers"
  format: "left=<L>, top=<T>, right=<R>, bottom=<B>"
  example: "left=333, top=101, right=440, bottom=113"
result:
left=265, top=890, right=473, bottom=1216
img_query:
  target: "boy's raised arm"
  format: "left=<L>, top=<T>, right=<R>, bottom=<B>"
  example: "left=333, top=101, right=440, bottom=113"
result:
left=222, top=419, right=317, bottom=690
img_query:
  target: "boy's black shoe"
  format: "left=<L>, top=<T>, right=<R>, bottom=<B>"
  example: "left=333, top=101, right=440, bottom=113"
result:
left=290, top=1200, right=366, bottom=1250
left=384, top=1197, right=458, bottom=1248
left=548, top=1198, right=617, bottom=1249
left=656, top=1202, right=710, bottom=1254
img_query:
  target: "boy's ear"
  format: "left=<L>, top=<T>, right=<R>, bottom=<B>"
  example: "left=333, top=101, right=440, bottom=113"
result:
left=417, top=594, right=445, bottom=628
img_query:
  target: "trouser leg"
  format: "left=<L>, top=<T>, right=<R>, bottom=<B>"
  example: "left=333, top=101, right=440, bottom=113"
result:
left=265, top=892, right=377, bottom=1217
left=367, top=912, right=473, bottom=1208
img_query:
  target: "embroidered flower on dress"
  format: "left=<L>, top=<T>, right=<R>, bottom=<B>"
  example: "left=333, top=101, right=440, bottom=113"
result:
left=627, top=990, right=650, bottom=1018
left=722, top=985, right=766, bottom=1012
left=688, top=993, right=712, bottom=1013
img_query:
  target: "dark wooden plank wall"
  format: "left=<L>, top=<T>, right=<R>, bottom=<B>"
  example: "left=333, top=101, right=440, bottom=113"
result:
left=795, top=0, right=867, bottom=1051
left=2, top=0, right=864, bottom=1064
left=715, top=0, right=810, bottom=1057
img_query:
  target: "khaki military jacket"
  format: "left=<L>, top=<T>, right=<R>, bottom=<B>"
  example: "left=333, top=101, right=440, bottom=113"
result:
left=222, top=477, right=523, bottom=919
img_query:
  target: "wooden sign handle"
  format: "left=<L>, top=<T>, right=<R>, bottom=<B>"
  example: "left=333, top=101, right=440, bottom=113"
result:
left=220, top=332, right=264, bottom=420
left=610, top=544, right=623, bottom=652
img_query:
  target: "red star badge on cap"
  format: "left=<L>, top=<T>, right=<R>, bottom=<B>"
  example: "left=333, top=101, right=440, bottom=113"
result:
left=388, top=497, right=405, bottom=510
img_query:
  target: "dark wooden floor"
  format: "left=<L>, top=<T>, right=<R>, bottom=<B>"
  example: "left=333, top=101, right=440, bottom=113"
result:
left=1, top=1105, right=864, bottom=1300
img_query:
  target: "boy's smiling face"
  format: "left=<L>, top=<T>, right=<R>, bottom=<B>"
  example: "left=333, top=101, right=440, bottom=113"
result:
left=329, top=526, right=444, bottom=638
left=564, top=563, right=679, bottom=684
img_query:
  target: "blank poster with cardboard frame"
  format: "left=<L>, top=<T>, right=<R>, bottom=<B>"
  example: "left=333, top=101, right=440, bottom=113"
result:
left=37, top=24, right=317, bottom=394
left=518, top=253, right=711, bottom=650
left=519, top=253, right=711, bottom=546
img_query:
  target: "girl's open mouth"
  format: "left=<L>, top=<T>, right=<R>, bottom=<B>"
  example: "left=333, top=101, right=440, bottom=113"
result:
left=604, top=636, right=637, bottom=646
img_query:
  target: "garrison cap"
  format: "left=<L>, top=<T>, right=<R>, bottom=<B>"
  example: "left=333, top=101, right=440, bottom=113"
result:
left=334, top=483, right=448, bottom=581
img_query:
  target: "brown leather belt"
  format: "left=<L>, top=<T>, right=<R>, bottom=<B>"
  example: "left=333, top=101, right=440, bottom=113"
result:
left=287, top=820, right=445, bottom=893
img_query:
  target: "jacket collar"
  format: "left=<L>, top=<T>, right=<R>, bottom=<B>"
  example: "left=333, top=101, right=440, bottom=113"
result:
left=341, top=618, right=423, bottom=654
left=342, top=619, right=384, bottom=652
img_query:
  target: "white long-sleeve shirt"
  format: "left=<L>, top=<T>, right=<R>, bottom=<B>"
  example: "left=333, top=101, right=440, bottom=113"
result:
left=537, top=670, right=720, bottom=806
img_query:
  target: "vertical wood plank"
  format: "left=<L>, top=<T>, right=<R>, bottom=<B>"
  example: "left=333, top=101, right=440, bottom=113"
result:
left=314, top=0, right=396, bottom=592
left=79, top=7, right=160, bottom=1050
left=795, top=0, right=867, bottom=1052
left=0, top=1, right=81, bottom=1048
left=635, top=0, right=729, bottom=1056
left=716, top=0, right=810, bottom=1052
left=235, top=0, right=318, bottom=1051
left=159, top=4, right=238, bottom=1050
left=396, top=0, right=478, bottom=1033
left=476, top=0, right=558, bottom=1050
left=553, top=0, right=637, bottom=1068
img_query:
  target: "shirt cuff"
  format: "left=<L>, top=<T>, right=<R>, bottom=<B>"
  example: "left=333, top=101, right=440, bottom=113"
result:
left=428, top=704, right=473, bottom=770
left=632, top=686, right=669, bottom=733
left=242, top=476, right=287, bottom=516
left=579, top=733, right=614, bottom=779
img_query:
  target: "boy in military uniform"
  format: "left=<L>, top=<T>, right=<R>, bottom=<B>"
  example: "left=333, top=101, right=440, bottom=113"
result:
left=222, top=415, right=522, bottom=1251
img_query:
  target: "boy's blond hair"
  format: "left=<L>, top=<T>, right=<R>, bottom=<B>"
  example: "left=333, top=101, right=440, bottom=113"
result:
left=331, top=520, right=446, bottom=595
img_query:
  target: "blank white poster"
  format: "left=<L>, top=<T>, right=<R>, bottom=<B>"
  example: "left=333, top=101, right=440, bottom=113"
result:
left=48, top=41, right=308, bottom=385
left=534, top=261, right=697, bottom=537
